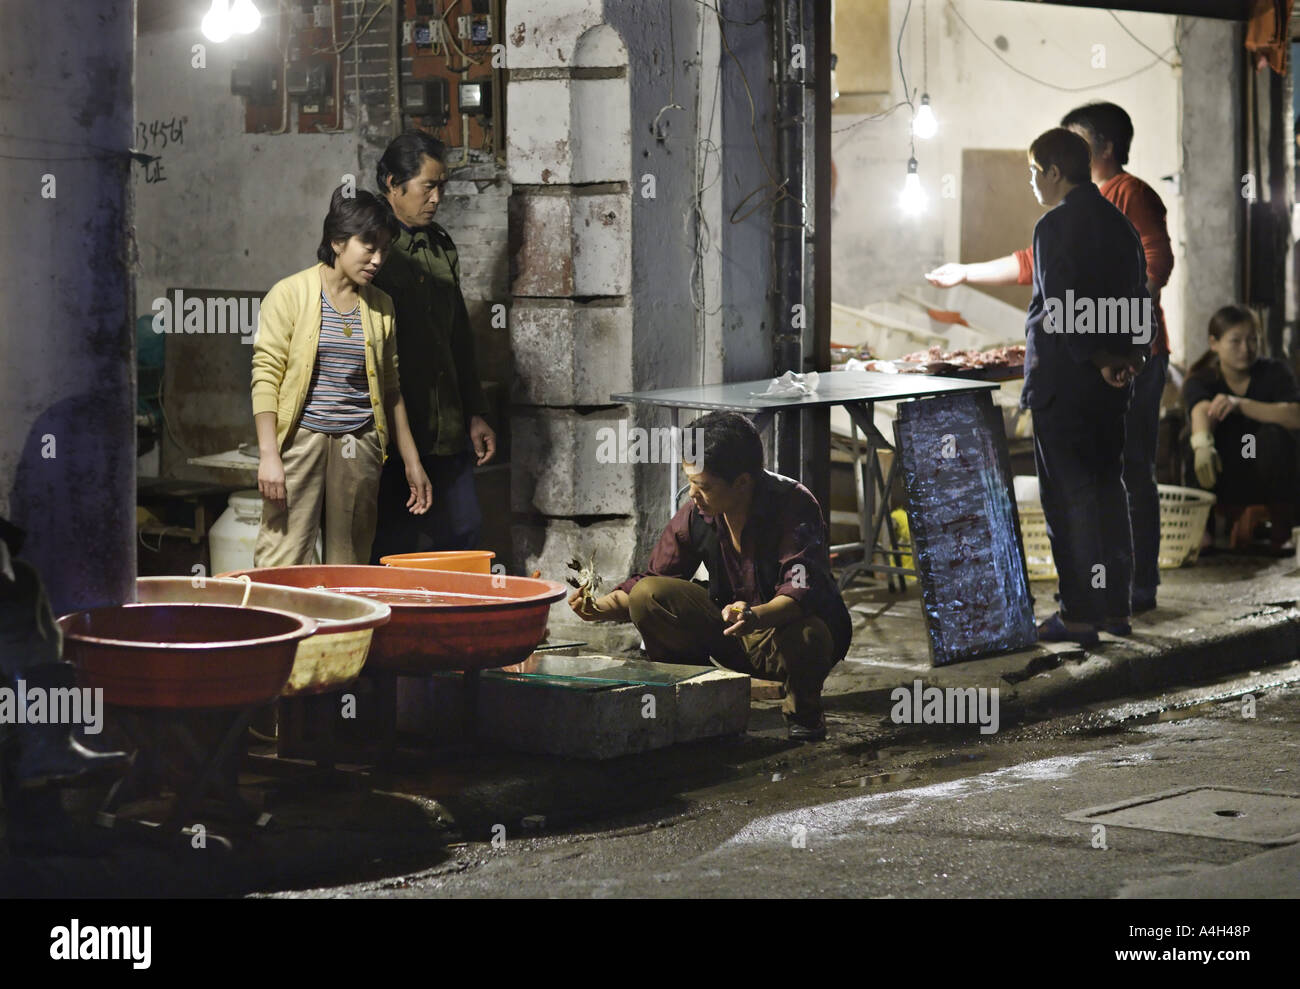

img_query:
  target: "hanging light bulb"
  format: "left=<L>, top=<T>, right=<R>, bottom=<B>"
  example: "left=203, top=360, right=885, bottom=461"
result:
left=201, top=0, right=233, bottom=43
left=230, top=0, right=262, bottom=34
left=899, top=158, right=926, bottom=215
left=913, top=94, right=938, bottom=140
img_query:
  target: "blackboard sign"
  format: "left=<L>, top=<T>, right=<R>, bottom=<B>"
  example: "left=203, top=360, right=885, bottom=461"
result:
left=895, top=390, right=1035, bottom=665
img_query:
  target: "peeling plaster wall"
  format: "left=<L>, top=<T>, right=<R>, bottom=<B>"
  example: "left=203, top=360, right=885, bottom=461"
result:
left=0, top=0, right=136, bottom=613
left=831, top=0, right=1203, bottom=361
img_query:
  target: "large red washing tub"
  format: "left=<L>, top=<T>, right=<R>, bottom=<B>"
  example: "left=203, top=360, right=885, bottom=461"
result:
left=217, top=565, right=567, bottom=674
left=58, top=603, right=317, bottom=708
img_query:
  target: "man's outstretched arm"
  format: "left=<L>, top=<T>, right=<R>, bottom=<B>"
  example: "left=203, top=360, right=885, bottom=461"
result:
left=925, top=253, right=1023, bottom=288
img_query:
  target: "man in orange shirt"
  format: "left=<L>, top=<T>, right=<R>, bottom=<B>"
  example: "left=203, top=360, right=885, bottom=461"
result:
left=928, top=102, right=1172, bottom=618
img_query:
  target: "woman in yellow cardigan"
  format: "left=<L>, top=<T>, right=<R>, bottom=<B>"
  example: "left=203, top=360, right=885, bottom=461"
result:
left=251, top=187, right=432, bottom=566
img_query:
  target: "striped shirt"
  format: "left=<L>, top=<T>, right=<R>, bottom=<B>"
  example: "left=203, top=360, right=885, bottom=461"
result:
left=299, top=291, right=375, bottom=433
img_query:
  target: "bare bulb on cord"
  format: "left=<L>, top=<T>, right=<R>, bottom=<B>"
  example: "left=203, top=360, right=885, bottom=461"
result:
left=201, top=0, right=233, bottom=43
left=913, top=94, right=938, bottom=140
left=899, top=158, right=926, bottom=215
left=230, top=0, right=262, bottom=35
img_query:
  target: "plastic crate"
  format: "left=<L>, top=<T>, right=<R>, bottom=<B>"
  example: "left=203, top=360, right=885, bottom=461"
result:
left=1016, top=484, right=1216, bottom=581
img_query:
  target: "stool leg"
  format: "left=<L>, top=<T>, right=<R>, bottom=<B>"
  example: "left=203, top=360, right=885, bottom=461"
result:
left=376, top=671, right=398, bottom=765
left=462, top=669, right=480, bottom=742
left=162, top=707, right=255, bottom=832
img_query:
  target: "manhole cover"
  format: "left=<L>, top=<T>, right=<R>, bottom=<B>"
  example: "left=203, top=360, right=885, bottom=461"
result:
left=1066, top=786, right=1300, bottom=845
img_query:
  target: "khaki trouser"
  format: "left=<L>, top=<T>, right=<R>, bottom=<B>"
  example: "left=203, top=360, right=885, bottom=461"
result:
left=627, top=576, right=836, bottom=720
left=255, top=424, right=383, bottom=567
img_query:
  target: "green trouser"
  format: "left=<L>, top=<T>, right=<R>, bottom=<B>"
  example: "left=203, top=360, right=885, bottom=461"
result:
left=627, top=576, right=836, bottom=721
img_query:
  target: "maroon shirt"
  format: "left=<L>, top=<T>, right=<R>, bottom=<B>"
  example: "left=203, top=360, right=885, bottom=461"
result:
left=617, top=471, right=852, bottom=661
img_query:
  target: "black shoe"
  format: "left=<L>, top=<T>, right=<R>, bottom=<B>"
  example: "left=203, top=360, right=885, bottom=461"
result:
left=16, top=732, right=130, bottom=787
left=1036, top=613, right=1099, bottom=646
left=11, top=663, right=130, bottom=787
left=786, top=714, right=827, bottom=742
left=1132, top=592, right=1157, bottom=614
left=1100, top=620, right=1132, bottom=637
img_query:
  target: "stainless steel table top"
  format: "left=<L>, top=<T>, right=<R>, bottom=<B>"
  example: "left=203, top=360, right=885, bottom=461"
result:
left=610, top=369, right=999, bottom=412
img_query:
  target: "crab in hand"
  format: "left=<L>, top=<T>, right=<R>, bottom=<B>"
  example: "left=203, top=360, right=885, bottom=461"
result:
left=565, top=553, right=603, bottom=609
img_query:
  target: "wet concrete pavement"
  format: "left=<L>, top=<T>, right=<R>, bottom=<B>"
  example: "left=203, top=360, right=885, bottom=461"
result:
left=4, top=551, right=1300, bottom=897
left=283, top=676, right=1300, bottom=899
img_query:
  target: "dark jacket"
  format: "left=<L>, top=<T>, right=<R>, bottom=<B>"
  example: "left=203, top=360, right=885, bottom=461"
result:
left=1021, top=182, right=1149, bottom=411
left=618, top=471, right=853, bottom=663
left=373, top=222, right=489, bottom=456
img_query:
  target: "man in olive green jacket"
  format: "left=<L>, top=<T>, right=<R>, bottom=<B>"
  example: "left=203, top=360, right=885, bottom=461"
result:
left=370, top=131, right=497, bottom=559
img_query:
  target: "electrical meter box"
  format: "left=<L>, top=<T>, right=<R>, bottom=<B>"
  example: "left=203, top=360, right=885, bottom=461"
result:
left=402, top=79, right=450, bottom=123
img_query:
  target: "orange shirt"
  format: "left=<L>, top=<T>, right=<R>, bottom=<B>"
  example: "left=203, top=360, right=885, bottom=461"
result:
left=1014, top=171, right=1173, bottom=355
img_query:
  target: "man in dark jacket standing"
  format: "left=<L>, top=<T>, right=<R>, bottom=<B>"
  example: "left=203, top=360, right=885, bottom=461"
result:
left=1022, top=128, right=1149, bottom=644
left=370, top=131, right=496, bottom=559
left=568, top=412, right=852, bottom=741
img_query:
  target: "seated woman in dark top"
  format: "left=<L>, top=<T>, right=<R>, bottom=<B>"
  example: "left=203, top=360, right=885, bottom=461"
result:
left=1184, top=304, right=1300, bottom=551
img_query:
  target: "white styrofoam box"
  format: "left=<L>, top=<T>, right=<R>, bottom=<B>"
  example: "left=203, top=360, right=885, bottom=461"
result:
left=895, top=284, right=1026, bottom=346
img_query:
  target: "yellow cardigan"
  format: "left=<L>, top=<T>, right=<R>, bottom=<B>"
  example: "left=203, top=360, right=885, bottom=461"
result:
left=251, top=263, right=401, bottom=459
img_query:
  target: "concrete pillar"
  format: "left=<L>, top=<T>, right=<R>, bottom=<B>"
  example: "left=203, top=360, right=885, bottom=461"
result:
left=507, top=2, right=639, bottom=648
left=0, top=0, right=137, bottom=613
left=1179, top=16, right=1244, bottom=364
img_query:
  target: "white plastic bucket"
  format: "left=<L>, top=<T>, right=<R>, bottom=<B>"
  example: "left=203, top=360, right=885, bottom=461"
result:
left=209, top=489, right=263, bottom=576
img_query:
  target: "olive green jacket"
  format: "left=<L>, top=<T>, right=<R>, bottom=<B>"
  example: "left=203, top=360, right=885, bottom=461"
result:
left=374, top=222, right=488, bottom=457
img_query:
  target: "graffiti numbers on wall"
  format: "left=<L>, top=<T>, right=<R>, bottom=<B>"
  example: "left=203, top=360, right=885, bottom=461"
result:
left=136, top=117, right=187, bottom=152
left=135, top=116, right=187, bottom=184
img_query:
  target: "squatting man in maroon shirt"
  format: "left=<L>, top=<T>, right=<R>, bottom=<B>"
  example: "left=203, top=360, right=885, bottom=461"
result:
left=568, top=412, right=853, bottom=741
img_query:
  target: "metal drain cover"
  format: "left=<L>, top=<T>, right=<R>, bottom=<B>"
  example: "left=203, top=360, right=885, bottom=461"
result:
left=1066, top=786, right=1300, bottom=845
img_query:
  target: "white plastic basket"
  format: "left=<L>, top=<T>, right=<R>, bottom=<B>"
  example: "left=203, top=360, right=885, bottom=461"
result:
left=1016, top=483, right=1217, bottom=581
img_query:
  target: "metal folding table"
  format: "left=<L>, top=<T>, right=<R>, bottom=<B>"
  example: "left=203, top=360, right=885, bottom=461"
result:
left=611, top=370, right=1000, bottom=590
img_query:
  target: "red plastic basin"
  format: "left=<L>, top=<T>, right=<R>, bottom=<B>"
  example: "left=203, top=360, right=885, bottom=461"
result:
left=217, top=565, right=567, bottom=674
left=58, top=604, right=317, bottom=709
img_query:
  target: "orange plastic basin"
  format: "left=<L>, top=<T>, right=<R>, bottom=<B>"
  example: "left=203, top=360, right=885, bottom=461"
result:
left=379, top=550, right=496, bottom=574
left=58, top=604, right=316, bottom=709
left=218, top=565, right=566, bottom=674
